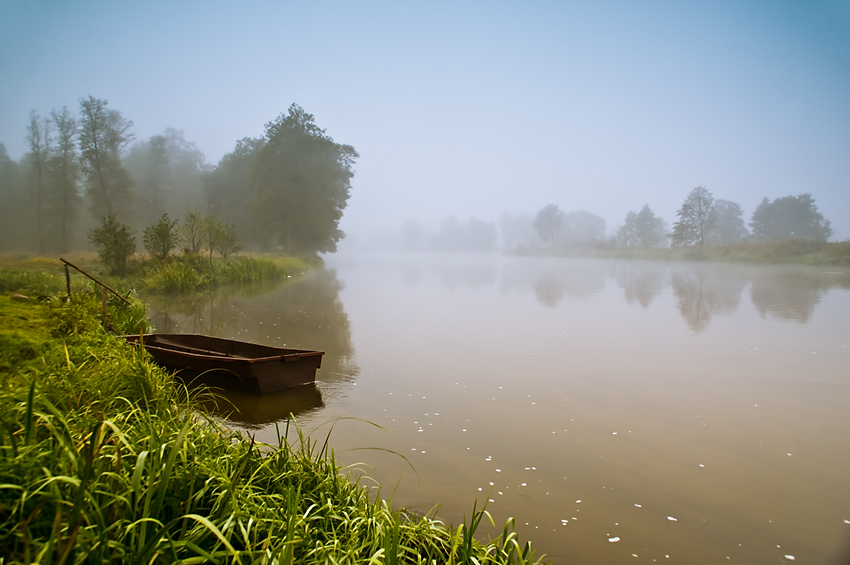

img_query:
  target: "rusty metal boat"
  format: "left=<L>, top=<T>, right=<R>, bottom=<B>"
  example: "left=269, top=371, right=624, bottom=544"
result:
left=123, top=333, right=324, bottom=393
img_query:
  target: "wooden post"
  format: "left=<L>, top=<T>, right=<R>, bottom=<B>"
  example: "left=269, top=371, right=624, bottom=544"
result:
left=64, top=264, right=71, bottom=300
left=59, top=258, right=132, bottom=306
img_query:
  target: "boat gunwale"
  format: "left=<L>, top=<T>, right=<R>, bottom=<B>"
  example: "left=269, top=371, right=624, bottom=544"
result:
left=123, top=333, right=325, bottom=365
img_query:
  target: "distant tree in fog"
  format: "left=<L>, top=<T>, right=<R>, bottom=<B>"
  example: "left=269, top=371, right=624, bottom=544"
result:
left=619, top=205, right=666, bottom=248
left=431, top=216, right=497, bottom=252
left=126, top=128, right=208, bottom=230
left=499, top=212, right=539, bottom=249
left=78, top=96, right=134, bottom=219
left=0, top=144, right=26, bottom=250
left=560, top=210, right=606, bottom=246
left=48, top=107, right=81, bottom=253
left=25, top=111, right=52, bottom=254
left=749, top=194, right=831, bottom=241
left=533, top=204, right=564, bottom=247
left=248, top=104, right=358, bottom=253
left=132, top=134, right=170, bottom=226
left=670, top=186, right=715, bottom=247
left=401, top=219, right=428, bottom=251
left=203, top=137, right=263, bottom=227
left=706, top=199, right=748, bottom=245
left=619, top=211, right=640, bottom=248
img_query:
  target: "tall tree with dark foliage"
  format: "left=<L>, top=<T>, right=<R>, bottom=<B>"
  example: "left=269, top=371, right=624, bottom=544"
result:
left=248, top=104, right=357, bottom=253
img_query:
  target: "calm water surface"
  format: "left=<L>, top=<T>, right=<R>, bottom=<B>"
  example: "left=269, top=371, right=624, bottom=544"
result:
left=146, top=254, right=850, bottom=564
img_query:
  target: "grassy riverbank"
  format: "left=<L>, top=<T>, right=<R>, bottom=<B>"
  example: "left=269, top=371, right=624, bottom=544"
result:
left=0, top=277, right=545, bottom=563
left=514, top=239, right=850, bottom=266
left=0, top=252, right=313, bottom=295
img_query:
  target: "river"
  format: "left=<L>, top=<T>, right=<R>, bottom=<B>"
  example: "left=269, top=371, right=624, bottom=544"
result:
left=145, top=253, right=850, bottom=564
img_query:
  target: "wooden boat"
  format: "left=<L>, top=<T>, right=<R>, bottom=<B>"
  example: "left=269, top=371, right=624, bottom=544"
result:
left=123, top=334, right=324, bottom=394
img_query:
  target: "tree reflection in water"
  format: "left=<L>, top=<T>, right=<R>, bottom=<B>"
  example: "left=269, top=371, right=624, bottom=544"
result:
left=750, top=267, right=850, bottom=323
left=670, top=267, right=746, bottom=332
left=501, top=258, right=607, bottom=308
left=143, top=268, right=358, bottom=424
left=613, top=262, right=667, bottom=308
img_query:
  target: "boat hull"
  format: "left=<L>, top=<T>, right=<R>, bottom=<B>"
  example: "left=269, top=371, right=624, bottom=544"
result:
left=123, top=334, right=323, bottom=394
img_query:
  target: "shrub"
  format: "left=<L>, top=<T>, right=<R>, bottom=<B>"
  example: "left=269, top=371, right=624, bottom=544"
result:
left=143, top=213, right=179, bottom=261
left=88, top=214, right=136, bottom=275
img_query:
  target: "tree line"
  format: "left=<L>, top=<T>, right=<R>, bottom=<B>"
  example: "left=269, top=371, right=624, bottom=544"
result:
left=524, top=187, right=831, bottom=250
left=0, top=98, right=356, bottom=256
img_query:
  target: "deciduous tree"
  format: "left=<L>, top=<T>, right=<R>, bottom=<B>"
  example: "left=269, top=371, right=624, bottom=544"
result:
left=561, top=210, right=606, bottom=246
left=180, top=209, right=204, bottom=255
left=0, top=144, right=25, bottom=250
left=78, top=96, right=134, bottom=219
left=707, top=199, right=748, bottom=245
left=749, top=194, right=831, bottom=241
left=213, top=222, right=242, bottom=259
left=533, top=204, right=564, bottom=247
left=248, top=104, right=357, bottom=253
left=48, top=107, right=81, bottom=253
left=619, top=205, right=667, bottom=248
left=26, top=111, right=52, bottom=254
left=670, top=186, right=715, bottom=247
left=634, top=205, right=667, bottom=247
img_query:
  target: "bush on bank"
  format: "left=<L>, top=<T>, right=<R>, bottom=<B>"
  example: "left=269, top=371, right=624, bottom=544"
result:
left=0, top=282, right=546, bottom=564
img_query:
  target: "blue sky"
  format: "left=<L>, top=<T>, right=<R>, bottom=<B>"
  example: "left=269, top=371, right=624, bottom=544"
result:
left=2, top=0, right=848, bottom=240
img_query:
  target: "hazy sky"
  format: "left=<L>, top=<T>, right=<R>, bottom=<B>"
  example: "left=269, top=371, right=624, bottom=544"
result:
left=2, top=0, right=849, bottom=240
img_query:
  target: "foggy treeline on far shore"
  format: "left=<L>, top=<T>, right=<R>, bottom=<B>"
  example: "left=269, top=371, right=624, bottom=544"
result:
left=0, top=96, right=836, bottom=257
left=0, top=97, right=355, bottom=257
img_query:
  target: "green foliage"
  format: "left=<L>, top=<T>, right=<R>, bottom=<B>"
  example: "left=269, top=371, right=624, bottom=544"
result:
left=214, top=221, right=243, bottom=259
left=88, top=214, right=137, bottom=275
left=0, top=284, right=546, bottom=564
left=143, top=213, right=179, bottom=260
left=78, top=96, right=135, bottom=218
left=671, top=186, right=716, bottom=247
left=750, top=193, right=832, bottom=241
left=179, top=208, right=205, bottom=255
left=247, top=104, right=358, bottom=253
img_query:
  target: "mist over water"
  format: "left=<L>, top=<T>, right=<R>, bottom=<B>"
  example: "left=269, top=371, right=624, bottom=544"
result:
left=146, top=253, right=850, bottom=564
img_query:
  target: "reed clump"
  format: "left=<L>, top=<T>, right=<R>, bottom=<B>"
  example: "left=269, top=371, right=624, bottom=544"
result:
left=0, top=284, right=546, bottom=564
left=140, top=255, right=309, bottom=293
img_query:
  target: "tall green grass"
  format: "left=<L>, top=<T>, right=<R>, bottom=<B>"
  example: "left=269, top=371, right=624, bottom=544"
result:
left=0, top=283, right=547, bottom=564
left=141, top=255, right=309, bottom=293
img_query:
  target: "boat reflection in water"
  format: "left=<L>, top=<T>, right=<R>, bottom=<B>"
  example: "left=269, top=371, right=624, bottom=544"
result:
left=190, top=381, right=324, bottom=429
